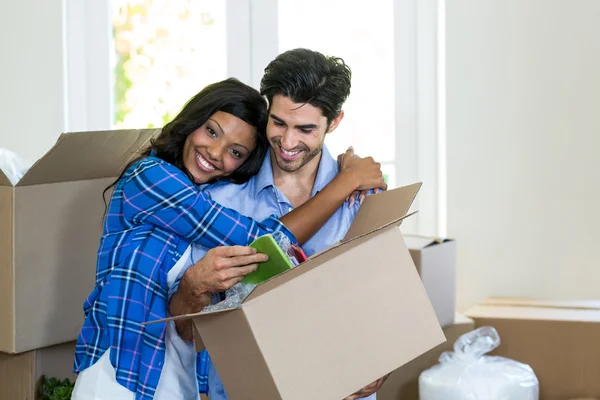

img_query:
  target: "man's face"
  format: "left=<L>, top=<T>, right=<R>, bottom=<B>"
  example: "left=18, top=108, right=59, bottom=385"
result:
left=266, top=95, right=332, bottom=173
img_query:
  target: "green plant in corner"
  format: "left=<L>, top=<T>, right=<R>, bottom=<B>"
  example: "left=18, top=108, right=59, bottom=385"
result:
left=39, top=375, right=74, bottom=400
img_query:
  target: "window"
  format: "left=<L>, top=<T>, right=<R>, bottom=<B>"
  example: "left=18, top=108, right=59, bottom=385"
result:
left=111, top=0, right=227, bottom=129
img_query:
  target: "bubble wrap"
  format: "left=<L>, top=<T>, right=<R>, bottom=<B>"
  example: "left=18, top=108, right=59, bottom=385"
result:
left=202, top=282, right=257, bottom=313
left=272, top=231, right=292, bottom=255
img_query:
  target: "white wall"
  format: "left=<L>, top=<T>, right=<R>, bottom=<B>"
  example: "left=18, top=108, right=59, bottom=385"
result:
left=0, top=1, right=66, bottom=162
left=447, top=0, right=600, bottom=310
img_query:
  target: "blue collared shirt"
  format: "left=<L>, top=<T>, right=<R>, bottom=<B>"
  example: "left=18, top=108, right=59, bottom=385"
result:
left=186, top=146, right=374, bottom=399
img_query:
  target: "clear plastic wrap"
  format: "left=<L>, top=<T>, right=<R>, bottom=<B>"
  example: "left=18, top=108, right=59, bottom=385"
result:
left=419, top=326, right=539, bottom=400
left=272, top=231, right=292, bottom=255
left=202, top=282, right=257, bottom=313
left=202, top=232, right=297, bottom=313
left=0, top=148, right=32, bottom=185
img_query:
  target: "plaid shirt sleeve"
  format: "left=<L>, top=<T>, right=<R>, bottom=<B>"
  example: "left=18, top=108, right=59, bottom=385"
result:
left=122, top=158, right=297, bottom=247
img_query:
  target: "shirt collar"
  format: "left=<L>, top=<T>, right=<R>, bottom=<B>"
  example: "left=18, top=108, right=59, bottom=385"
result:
left=310, top=145, right=339, bottom=197
left=253, top=150, right=276, bottom=199
left=253, top=145, right=339, bottom=199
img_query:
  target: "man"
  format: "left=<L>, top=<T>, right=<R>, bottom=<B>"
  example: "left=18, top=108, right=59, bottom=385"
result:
left=170, top=48, right=388, bottom=399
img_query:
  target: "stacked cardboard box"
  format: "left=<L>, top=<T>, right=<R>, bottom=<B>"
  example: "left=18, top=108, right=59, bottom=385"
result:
left=0, top=129, right=157, bottom=396
left=466, top=298, right=600, bottom=400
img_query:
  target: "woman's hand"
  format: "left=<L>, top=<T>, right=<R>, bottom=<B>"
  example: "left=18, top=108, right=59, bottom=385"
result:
left=186, top=246, right=267, bottom=293
left=169, top=246, right=268, bottom=341
left=337, top=147, right=387, bottom=206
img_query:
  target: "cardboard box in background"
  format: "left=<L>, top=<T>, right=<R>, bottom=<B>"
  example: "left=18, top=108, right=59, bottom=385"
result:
left=377, top=314, right=475, bottom=400
left=0, top=341, right=76, bottom=400
left=465, top=298, right=600, bottom=400
left=404, top=235, right=456, bottom=327
left=159, top=183, right=446, bottom=400
left=0, top=129, right=158, bottom=353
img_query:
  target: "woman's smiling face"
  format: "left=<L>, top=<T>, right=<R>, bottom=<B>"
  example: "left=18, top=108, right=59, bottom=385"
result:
left=182, top=111, right=257, bottom=184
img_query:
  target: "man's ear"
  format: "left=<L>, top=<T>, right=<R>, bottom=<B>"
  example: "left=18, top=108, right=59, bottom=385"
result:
left=326, top=110, right=345, bottom=134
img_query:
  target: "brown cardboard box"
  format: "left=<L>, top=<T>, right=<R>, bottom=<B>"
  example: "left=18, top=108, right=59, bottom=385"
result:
left=0, top=129, right=157, bottom=353
left=404, top=235, right=456, bottom=327
left=378, top=314, right=475, bottom=400
left=158, top=183, right=446, bottom=400
left=465, top=298, right=600, bottom=400
left=0, top=341, right=76, bottom=400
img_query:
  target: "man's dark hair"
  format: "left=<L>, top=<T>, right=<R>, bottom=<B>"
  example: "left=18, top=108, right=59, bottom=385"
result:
left=260, top=48, right=352, bottom=124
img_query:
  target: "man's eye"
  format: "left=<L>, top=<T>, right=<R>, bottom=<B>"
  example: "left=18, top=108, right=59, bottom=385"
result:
left=300, top=129, right=313, bottom=134
left=272, top=120, right=284, bottom=126
left=207, top=127, right=217, bottom=137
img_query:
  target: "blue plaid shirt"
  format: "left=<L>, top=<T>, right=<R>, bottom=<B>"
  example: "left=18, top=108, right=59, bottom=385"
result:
left=73, top=156, right=295, bottom=400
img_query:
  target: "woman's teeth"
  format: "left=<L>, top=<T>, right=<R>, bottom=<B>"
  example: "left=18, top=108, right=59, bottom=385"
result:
left=196, top=152, right=216, bottom=171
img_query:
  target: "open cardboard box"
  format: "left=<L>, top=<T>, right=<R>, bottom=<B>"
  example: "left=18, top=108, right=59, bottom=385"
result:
left=0, top=129, right=158, bottom=353
left=155, top=183, right=446, bottom=400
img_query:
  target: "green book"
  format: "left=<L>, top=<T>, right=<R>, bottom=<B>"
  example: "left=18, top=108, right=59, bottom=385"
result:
left=242, top=234, right=294, bottom=284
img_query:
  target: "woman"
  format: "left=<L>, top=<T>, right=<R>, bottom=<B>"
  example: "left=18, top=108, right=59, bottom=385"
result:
left=72, top=78, right=385, bottom=400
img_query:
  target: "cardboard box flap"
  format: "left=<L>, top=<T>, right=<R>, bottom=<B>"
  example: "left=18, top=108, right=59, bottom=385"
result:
left=17, top=129, right=159, bottom=186
left=245, top=207, right=419, bottom=303
left=0, top=169, right=11, bottom=186
left=404, top=235, right=452, bottom=250
left=244, top=224, right=392, bottom=303
left=480, top=297, right=600, bottom=311
left=143, top=304, right=241, bottom=325
left=343, top=182, right=422, bottom=241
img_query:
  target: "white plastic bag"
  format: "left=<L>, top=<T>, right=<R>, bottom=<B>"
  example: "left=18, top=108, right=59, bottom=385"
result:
left=0, top=148, right=32, bottom=185
left=419, top=326, right=539, bottom=400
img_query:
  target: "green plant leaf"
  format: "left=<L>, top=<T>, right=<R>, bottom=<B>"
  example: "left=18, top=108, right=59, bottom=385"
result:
left=39, top=375, right=75, bottom=400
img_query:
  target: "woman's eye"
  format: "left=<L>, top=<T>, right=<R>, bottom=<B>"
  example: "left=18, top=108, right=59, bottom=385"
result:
left=207, top=127, right=217, bottom=138
left=230, top=149, right=242, bottom=158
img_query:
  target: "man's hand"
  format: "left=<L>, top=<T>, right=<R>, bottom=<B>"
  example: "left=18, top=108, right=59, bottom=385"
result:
left=169, top=246, right=268, bottom=341
left=342, top=374, right=389, bottom=400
